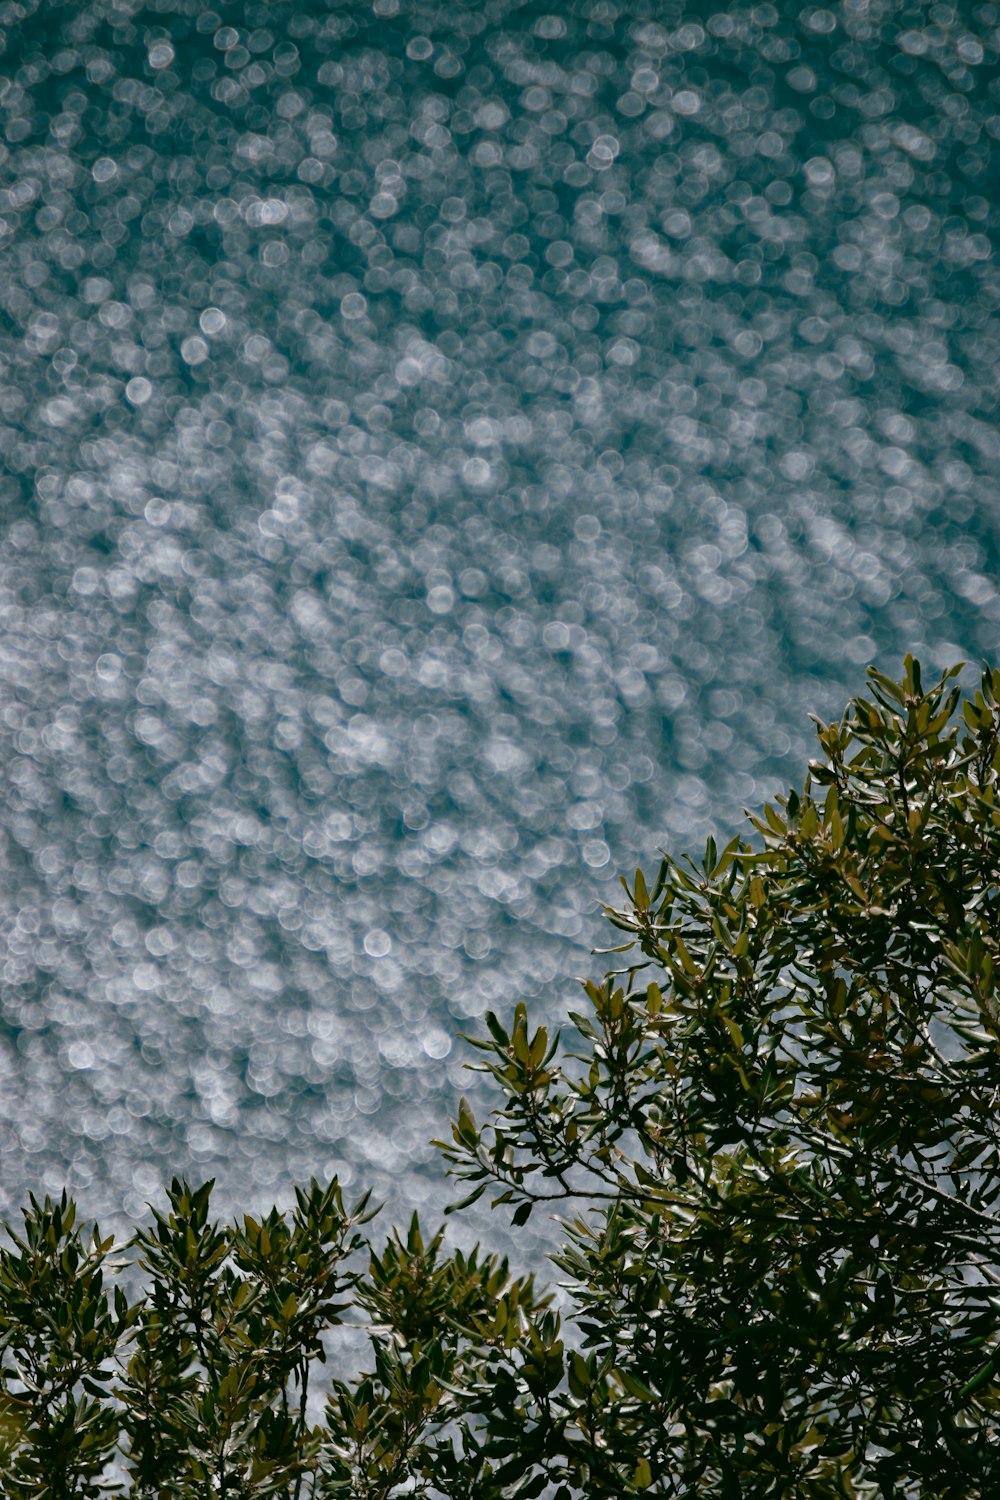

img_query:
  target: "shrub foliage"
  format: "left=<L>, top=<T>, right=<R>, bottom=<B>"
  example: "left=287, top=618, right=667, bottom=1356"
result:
left=3, top=659, right=1000, bottom=1497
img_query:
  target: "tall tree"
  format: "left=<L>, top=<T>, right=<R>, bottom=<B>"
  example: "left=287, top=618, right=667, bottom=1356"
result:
left=442, top=657, right=1000, bottom=1498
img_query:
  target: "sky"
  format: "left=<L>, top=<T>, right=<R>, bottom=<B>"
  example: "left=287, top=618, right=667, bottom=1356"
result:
left=0, top=0, right=997, bottom=1248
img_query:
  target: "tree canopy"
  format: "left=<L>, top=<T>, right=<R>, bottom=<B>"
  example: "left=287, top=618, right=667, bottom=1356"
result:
left=2, top=658, right=1000, bottom=1497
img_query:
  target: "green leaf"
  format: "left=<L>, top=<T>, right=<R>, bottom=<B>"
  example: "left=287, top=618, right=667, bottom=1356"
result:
left=528, top=1027, right=548, bottom=1069
left=633, top=1456, right=653, bottom=1488
left=485, top=1010, right=510, bottom=1047
left=634, top=867, right=649, bottom=909
left=568, top=1352, right=590, bottom=1399
left=457, top=1096, right=480, bottom=1146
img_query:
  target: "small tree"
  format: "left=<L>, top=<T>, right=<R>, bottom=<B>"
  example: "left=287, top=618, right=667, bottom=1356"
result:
left=0, top=1184, right=548, bottom=1498
left=442, top=657, right=1000, bottom=1498
left=0, top=1192, right=128, bottom=1498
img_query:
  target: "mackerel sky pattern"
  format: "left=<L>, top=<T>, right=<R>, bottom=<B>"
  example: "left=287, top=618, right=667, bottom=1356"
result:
left=0, top=0, right=997, bottom=1239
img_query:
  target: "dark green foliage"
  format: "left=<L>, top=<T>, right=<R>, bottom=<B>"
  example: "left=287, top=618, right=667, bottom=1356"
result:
left=322, top=1213, right=548, bottom=1499
left=120, top=1175, right=375, bottom=1496
left=0, top=1192, right=128, bottom=1498
left=2, top=660, right=1000, bottom=1497
left=0, top=1179, right=545, bottom=1498
left=442, top=657, right=1000, bottom=1497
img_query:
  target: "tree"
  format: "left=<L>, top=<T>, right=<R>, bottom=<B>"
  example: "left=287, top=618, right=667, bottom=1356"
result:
left=0, top=1175, right=548, bottom=1499
left=2, top=658, right=1000, bottom=1497
left=442, top=656, right=1000, bottom=1497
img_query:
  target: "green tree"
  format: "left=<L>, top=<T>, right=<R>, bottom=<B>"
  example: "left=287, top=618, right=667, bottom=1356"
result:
left=2, top=658, right=1000, bottom=1498
left=442, top=656, right=1000, bottom=1497
left=0, top=1192, right=128, bottom=1498
left=118, top=1175, right=376, bottom=1496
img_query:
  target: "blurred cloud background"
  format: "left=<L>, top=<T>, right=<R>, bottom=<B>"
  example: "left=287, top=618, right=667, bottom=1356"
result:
left=0, top=0, right=997, bottom=1250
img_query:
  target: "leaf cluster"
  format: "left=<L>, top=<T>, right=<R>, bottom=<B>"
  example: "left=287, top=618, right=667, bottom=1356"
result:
left=0, top=1179, right=546, bottom=1499
left=440, top=658, right=1000, bottom=1497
